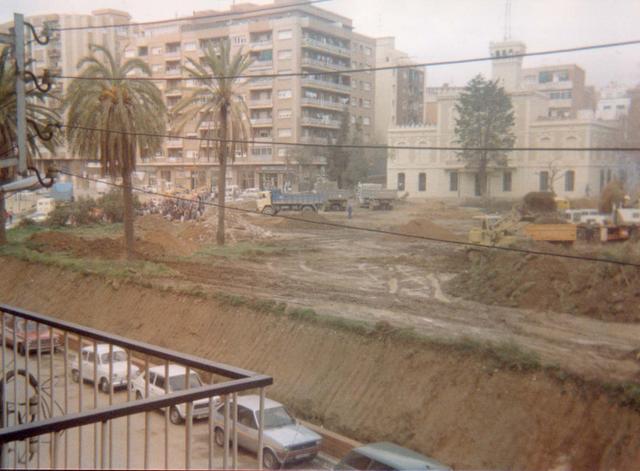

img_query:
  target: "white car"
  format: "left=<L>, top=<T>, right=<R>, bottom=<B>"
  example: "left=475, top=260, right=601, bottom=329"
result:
left=130, top=364, right=219, bottom=425
left=70, top=344, right=139, bottom=393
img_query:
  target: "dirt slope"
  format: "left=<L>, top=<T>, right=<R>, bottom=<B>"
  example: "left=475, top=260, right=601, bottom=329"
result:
left=1, top=258, right=640, bottom=470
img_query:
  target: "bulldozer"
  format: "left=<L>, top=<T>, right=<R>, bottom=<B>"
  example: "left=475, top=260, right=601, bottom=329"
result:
left=468, top=192, right=577, bottom=246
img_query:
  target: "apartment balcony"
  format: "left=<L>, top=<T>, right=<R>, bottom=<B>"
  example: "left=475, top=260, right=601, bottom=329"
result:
left=166, top=138, right=183, bottom=147
left=302, top=36, right=350, bottom=58
left=301, top=77, right=350, bottom=92
left=164, top=49, right=181, bottom=57
left=301, top=135, right=332, bottom=145
left=165, top=88, right=182, bottom=97
left=249, top=60, right=273, bottom=70
left=165, top=68, right=181, bottom=76
left=301, top=116, right=341, bottom=128
left=301, top=56, right=349, bottom=71
left=249, top=39, right=273, bottom=50
left=249, top=98, right=273, bottom=108
left=250, top=117, right=273, bottom=126
left=301, top=97, right=348, bottom=111
left=248, top=77, right=273, bottom=89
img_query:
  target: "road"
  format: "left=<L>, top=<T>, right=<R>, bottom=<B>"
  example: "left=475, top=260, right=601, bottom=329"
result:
left=1, top=347, right=332, bottom=469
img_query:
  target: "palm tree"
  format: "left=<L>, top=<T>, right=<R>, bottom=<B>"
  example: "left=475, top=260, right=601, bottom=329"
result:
left=172, top=40, right=252, bottom=245
left=65, top=44, right=166, bottom=259
left=0, top=46, right=61, bottom=244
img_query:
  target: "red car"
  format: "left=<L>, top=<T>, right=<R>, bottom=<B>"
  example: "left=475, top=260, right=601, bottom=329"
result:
left=2, top=318, right=62, bottom=355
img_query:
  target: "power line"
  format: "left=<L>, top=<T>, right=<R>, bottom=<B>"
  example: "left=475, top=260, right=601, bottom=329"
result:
left=48, top=0, right=329, bottom=32
left=51, top=38, right=640, bottom=82
left=59, top=123, right=640, bottom=152
left=57, top=169, right=640, bottom=268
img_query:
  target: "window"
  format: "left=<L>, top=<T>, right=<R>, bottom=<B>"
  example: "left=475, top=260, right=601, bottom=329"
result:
left=397, top=173, right=405, bottom=191
left=362, top=117, right=370, bottom=126
left=278, top=49, right=292, bottom=60
left=418, top=173, right=426, bottom=192
left=138, top=46, right=148, bottom=56
left=363, top=99, right=371, bottom=109
left=350, top=116, right=356, bottom=124
left=565, top=170, right=575, bottom=192
left=539, top=171, right=549, bottom=191
left=277, top=89, right=292, bottom=99
left=232, top=35, right=247, bottom=45
left=237, top=406, right=257, bottom=429
left=352, top=80, right=358, bottom=89
left=503, top=171, right=512, bottom=192
left=362, top=81, right=371, bottom=91
left=539, top=71, right=552, bottom=83
left=278, top=109, right=292, bottom=119
left=148, top=372, right=156, bottom=385
left=278, top=128, right=292, bottom=138
left=600, top=169, right=605, bottom=190
left=278, top=29, right=292, bottom=40
left=183, top=41, right=197, bottom=51
left=155, top=374, right=165, bottom=389
left=449, top=172, right=458, bottom=192
left=277, top=148, right=288, bottom=157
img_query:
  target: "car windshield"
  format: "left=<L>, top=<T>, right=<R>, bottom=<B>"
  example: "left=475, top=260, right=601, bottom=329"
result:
left=100, top=351, right=127, bottom=363
left=15, top=322, right=49, bottom=333
left=168, top=373, right=202, bottom=391
left=262, top=406, right=295, bottom=429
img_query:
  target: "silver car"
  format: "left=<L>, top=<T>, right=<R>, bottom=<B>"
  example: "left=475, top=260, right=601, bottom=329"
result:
left=213, top=395, right=322, bottom=469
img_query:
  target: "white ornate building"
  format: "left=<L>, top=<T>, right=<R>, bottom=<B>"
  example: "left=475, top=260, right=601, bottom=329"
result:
left=387, top=39, right=631, bottom=199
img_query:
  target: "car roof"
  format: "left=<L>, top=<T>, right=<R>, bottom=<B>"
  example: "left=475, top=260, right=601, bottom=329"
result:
left=148, top=364, right=197, bottom=377
left=232, top=394, right=282, bottom=411
left=352, top=442, right=449, bottom=470
left=81, top=344, right=126, bottom=354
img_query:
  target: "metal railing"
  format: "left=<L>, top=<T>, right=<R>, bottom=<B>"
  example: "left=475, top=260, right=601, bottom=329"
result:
left=0, top=304, right=272, bottom=469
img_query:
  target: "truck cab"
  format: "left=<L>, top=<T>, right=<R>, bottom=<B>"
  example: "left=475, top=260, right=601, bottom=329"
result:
left=257, top=191, right=274, bottom=214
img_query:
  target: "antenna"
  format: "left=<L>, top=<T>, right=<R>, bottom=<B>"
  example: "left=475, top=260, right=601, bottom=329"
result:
left=504, top=0, right=512, bottom=41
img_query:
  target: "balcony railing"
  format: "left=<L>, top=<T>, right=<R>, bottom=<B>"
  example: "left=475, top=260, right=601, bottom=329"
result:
left=166, top=139, right=183, bottom=147
left=249, top=40, right=272, bottom=50
left=301, top=116, right=341, bottom=128
left=248, top=78, right=273, bottom=88
left=165, top=68, right=181, bottom=76
left=250, top=118, right=273, bottom=126
left=0, top=303, right=272, bottom=469
left=249, top=98, right=273, bottom=108
left=301, top=57, right=349, bottom=71
left=301, top=97, right=348, bottom=111
left=301, top=77, right=350, bottom=92
left=249, top=60, right=273, bottom=69
left=302, top=37, right=350, bottom=57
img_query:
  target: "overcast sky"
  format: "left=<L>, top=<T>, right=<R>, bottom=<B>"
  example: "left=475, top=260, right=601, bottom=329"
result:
left=3, top=0, right=640, bottom=89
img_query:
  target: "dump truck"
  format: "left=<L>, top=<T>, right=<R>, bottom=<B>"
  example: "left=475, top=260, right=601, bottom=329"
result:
left=356, top=183, right=397, bottom=210
left=468, top=212, right=577, bottom=246
left=313, top=181, right=353, bottom=211
left=577, top=207, right=640, bottom=242
left=257, top=190, right=324, bottom=215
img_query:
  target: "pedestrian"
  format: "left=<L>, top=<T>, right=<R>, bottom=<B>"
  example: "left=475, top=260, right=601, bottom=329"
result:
left=347, top=201, right=353, bottom=220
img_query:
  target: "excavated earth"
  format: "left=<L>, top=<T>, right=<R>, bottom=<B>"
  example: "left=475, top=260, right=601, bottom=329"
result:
left=1, top=258, right=640, bottom=471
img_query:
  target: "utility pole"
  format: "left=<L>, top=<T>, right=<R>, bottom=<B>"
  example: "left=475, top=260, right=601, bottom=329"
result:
left=14, top=13, right=27, bottom=175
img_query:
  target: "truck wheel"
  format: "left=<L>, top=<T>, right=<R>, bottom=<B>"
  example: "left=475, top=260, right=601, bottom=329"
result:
left=262, top=206, right=276, bottom=216
left=263, top=449, right=281, bottom=470
left=71, top=369, right=80, bottom=383
left=330, top=203, right=342, bottom=211
left=301, top=205, right=315, bottom=213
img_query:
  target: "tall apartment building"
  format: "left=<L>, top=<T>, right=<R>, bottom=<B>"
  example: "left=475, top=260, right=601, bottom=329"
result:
left=1, top=10, right=131, bottom=188
left=128, top=0, right=377, bottom=192
left=374, top=37, right=424, bottom=144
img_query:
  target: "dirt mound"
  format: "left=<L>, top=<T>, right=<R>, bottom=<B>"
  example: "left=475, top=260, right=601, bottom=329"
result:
left=28, top=231, right=125, bottom=259
left=2, top=258, right=640, bottom=471
left=272, top=212, right=334, bottom=231
left=388, top=218, right=462, bottom=241
left=446, top=245, right=640, bottom=321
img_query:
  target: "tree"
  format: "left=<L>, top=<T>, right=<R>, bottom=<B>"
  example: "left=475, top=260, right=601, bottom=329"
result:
left=342, top=117, right=369, bottom=188
left=287, top=146, right=323, bottom=191
left=326, top=111, right=351, bottom=187
left=454, top=74, right=515, bottom=197
left=172, top=41, right=252, bottom=245
left=0, top=46, right=61, bottom=244
left=65, top=44, right=166, bottom=259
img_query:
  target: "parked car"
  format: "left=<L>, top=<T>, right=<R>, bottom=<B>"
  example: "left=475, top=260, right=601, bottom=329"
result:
left=70, top=344, right=139, bottom=393
left=130, top=364, right=217, bottom=425
left=334, top=442, right=451, bottom=471
left=1, top=318, right=61, bottom=355
left=213, top=394, right=321, bottom=469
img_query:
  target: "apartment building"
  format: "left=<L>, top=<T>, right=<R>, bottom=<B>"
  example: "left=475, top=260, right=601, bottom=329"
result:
left=128, top=0, right=377, bottom=192
left=374, top=37, right=424, bottom=144
left=596, top=82, right=631, bottom=121
left=1, top=10, right=132, bottom=190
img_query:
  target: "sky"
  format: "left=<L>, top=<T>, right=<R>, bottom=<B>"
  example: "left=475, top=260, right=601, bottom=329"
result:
left=3, top=0, right=640, bottom=89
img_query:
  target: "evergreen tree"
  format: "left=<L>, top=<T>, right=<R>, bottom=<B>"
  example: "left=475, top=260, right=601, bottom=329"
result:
left=454, top=74, right=515, bottom=196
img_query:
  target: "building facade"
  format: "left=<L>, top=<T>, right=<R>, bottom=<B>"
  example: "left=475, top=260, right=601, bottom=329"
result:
left=387, top=39, right=629, bottom=200
left=596, top=82, right=631, bottom=121
left=374, top=37, right=424, bottom=144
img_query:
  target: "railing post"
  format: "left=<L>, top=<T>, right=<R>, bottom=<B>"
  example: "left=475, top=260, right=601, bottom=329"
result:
left=185, top=367, right=192, bottom=470
left=127, top=350, right=132, bottom=470
left=77, top=335, right=83, bottom=468
left=164, top=360, right=169, bottom=470
left=144, top=358, right=150, bottom=469
left=223, top=395, right=229, bottom=470
left=93, top=341, right=99, bottom=469
left=232, top=392, right=238, bottom=470
left=63, top=332, right=69, bottom=468
left=101, top=420, right=108, bottom=469
left=51, top=432, right=59, bottom=469
left=258, top=388, right=265, bottom=471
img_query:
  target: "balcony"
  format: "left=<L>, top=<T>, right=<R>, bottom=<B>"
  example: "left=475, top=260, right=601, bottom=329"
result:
left=166, top=138, right=183, bottom=147
left=248, top=77, right=273, bottom=89
left=249, top=60, right=273, bottom=70
left=165, top=68, right=181, bottom=76
left=165, top=88, right=182, bottom=97
left=301, top=57, right=349, bottom=71
left=301, top=135, right=332, bottom=145
left=250, top=117, right=273, bottom=126
left=301, top=97, right=348, bottom=111
left=0, top=303, right=272, bottom=469
left=302, top=37, right=350, bottom=57
left=249, top=98, right=273, bottom=108
left=301, top=116, right=341, bottom=128
left=301, top=77, right=350, bottom=92
left=249, top=39, right=272, bottom=50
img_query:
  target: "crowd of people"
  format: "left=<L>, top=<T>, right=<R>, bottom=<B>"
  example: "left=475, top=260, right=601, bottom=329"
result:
left=138, top=193, right=209, bottom=222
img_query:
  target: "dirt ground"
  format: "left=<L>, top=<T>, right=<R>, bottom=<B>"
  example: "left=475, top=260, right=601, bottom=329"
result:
left=1, top=258, right=640, bottom=471
left=16, top=200, right=640, bottom=385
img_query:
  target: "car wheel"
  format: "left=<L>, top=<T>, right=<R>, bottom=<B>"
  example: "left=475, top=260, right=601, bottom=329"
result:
left=263, top=449, right=281, bottom=470
left=71, top=369, right=80, bottom=383
left=136, top=391, right=143, bottom=401
left=170, top=406, right=183, bottom=425
left=99, top=378, right=110, bottom=394
left=214, top=428, right=225, bottom=447
left=18, top=343, right=26, bottom=356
